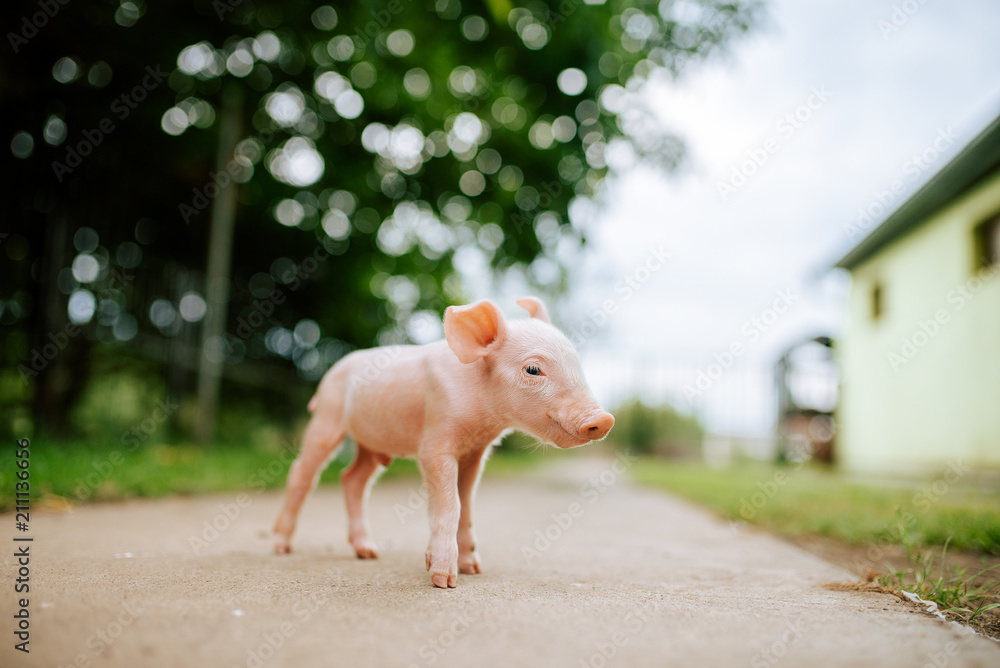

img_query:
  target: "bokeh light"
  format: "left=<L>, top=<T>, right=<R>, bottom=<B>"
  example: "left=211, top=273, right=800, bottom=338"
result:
left=149, top=299, right=177, bottom=329
left=461, top=16, right=488, bottom=41
left=311, top=6, right=338, bottom=31
left=321, top=209, right=351, bottom=240
left=386, top=30, right=415, bottom=57
left=265, top=86, right=306, bottom=126
left=557, top=68, right=588, bottom=96
left=267, top=137, right=325, bottom=187
left=87, top=61, right=113, bottom=87
left=71, top=254, right=101, bottom=283
left=42, top=116, right=67, bottom=146
left=52, top=57, right=80, bottom=84
left=11, top=131, right=33, bottom=159
left=68, top=290, right=96, bottom=324
left=114, top=1, right=143, bottom=27
left=178, top=292, right=207, bottom=323
left=74, top=227, right=99, bottom=252
left=274, top=199, right=305, bottom=227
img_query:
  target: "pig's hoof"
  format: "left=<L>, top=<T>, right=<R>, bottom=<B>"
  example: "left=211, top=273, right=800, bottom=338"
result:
left=458, top=552, right=482, bottom=575
left=427, top=541, right=458, bottom=587
left=431, top=572, right=457, bottom=588
left=352, top=539, right=379, bottom=559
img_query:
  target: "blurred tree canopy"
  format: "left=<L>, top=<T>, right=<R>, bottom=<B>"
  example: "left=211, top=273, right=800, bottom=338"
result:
left=1, top=0, right=759, bottom=441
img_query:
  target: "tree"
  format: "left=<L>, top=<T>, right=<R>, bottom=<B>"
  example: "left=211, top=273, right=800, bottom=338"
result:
left=1, top=0, right=760, bottom=441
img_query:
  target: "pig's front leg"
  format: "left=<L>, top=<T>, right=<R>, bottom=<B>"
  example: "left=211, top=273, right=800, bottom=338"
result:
left=420, top=454, right=460, bottom=588
left=457, top=448, right=489, bottom=575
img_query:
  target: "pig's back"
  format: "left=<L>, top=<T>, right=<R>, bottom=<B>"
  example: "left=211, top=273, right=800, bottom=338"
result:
left=312, top=343, right=451, bottom=457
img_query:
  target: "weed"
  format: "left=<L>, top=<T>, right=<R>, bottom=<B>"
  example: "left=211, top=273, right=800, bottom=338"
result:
left=877, top=511, right=1000, bottom=636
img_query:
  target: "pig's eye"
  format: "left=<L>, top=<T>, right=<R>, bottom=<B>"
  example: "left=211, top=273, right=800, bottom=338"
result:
left=524, top=364, right=542, bottom=376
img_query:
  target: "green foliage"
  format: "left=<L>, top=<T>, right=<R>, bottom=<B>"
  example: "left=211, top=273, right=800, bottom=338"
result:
left=69, top=365, right=168, bottom=440
left=607, top=399, right=703, bottom=456
left=0, top=437, right=400, bottom=512
left=1, top=0, right=760, bottom=440
left=0, top=425, right=549, bottom=511
left=634, top=460, right=1000, bottom=554
left=879, top=515, right=1000, bottom=632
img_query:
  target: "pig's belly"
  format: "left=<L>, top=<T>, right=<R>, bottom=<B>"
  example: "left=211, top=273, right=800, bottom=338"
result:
left=343, top=383, right=426, bottom=457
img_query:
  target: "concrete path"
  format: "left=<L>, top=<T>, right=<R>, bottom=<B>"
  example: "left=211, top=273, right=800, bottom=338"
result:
left=3, top=455, right=998, bottom=667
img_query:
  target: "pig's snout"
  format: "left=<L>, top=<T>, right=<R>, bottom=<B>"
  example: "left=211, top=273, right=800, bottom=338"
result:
left=578, top=411, right=614, bottom=441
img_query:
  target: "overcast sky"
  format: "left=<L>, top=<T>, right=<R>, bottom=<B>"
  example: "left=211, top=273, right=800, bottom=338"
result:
left=555, top=0, right=1000, bottom=434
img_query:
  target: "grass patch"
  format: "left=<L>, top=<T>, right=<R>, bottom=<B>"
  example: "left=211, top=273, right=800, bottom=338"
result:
left=1, top=438, right=544, bottom=512
left=878, top=535, right=1000, bottom=637
left=844, top=513, right=1000, bottom=639
left=632, top=459, right=1000, bottom=554
left=2, top=440, right=353, bottom=511
left=637, top=459, right=1000, bottom=637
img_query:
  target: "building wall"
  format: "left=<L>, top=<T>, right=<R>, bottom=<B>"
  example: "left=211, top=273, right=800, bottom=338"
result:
left=838, top=169, right=1000, bottom=473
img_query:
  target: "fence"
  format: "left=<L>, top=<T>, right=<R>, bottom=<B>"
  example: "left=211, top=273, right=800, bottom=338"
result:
left=581, top=354, right=778, bottom=437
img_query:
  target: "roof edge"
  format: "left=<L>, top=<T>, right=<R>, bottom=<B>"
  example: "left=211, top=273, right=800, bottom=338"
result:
left=835, top=113, right=1000, bottom=270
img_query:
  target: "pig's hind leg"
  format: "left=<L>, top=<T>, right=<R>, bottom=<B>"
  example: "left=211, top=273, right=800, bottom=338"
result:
left=273, top=414, right=345, bottom=554
left=456, top=447, right=490, bottom=575
left=342, top=445, right=391, bottom=559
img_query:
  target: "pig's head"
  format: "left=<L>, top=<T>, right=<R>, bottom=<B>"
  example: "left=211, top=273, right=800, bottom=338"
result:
left=443, top=297, right=614, bottom=448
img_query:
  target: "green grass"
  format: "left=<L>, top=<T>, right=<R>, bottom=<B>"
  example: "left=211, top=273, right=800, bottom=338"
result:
left=882, top=537, right=1000, bottom=620
left=0, top=437, right=545, bottom=512
left=1, top=440, right=352, bottom=510
left=875, top=516, right=1000, bottom=636
left=633, top=459, right=1000, bottom=554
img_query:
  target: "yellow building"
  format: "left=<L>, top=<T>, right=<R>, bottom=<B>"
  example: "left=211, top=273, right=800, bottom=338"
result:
left=835, top=115, right=1000, bottom=473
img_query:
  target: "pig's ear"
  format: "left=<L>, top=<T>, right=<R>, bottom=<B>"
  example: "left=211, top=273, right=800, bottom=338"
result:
left=516, top=296, right=550, bottom=324
left=444, top=300, right=507, bottom=364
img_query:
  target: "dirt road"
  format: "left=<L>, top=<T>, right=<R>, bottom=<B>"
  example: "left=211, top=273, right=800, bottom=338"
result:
left=3, top=455, right=997, bottom=667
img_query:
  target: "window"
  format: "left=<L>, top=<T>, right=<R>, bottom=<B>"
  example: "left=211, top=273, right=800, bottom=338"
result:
left=975, top=214, right=1000, bottom=269
left=870, top=282, right=883, bottom=321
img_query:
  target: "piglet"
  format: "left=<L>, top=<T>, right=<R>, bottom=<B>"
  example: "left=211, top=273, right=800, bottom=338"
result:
left=273, top=297, right=614, bottom=588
